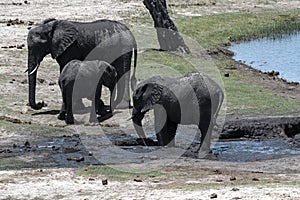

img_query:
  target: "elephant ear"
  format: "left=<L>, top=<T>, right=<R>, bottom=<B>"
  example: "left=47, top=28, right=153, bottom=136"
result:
left=50, top=20, right=79, bottom=59
left=141, top=83, right=163, bottom=113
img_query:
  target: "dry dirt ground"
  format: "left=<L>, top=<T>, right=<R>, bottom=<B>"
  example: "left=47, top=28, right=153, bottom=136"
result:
left=1, top=0, right=300, bottom=199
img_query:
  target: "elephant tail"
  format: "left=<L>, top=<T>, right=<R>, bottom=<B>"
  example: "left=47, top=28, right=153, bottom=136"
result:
left=130, top=43, right=138, bottom=92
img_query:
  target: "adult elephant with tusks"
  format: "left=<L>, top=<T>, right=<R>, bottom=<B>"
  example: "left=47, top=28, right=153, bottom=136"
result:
left=131, top=72, right=224, bottom=157
left=26, top=18, right=137, bottom=111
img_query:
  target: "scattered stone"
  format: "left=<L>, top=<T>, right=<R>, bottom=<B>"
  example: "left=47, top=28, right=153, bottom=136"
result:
left=37, top=78, right=45, bottom=84
left=230, top=176, right=236, bottom=181
left=88, top=152, right=93, bottom=156
left=28, top=21, right=34, bottom=25
left=232, top=187, right=239, bottom=191
left=218, top=47, right=234, bottom=56
left=49, top=82, right=56, bottom=86
left=150, top=156, right=158, bottom=160
left=12, top=2, right=22, bottom=6
left=133, top=179, right=143, bottom=182
left=102, top=179, right=108, bottom=185
left=264, top=70, right=280, bottom=77
left=88, top=178, right=95, bottom=181
left=252, top=178, right=259, bottom=181
left=21, top=79, right=27, bottom=84
left=0, top=149, right=12, bottom=153
left=24, top=140, right=30, bottom=148
left=224, top=73, right=230, bottom=77
left=16, top=44, right=25, bottom=49
left=210, top=193, right=218, bottom=199
left=216, top=179, right=223, bottom=182
left=66, top=157, right=84, bottom=162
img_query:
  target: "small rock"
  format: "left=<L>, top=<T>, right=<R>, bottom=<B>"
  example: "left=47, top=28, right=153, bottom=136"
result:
left=150, top=156, right=158, bottom=160
left=216, top=179, right=223, bottom=182
left=252, top=178, right=259, bottom=181
left=102, top=179, right=108, bottom=185
left=49, top=82, right=56, bottom=86
left=16, top=44, right=24, bottom=49
left=21, top=79, right=27, bottom=84
left=232, top=187, right=239, bottom=191
left=230, top=176, right=236, bottom=181
left=224, top=73, right=230, bottom=77
left=210, top=193, right=217, bottom=199
left=88, top=178, right=95, bottom=181
left=134, top=179, right=143, bottom=182
left=214, top=169, right=222, bottom=174
left=24, top=140, right=30, bottom=148
left=66, top=157, right=84, bottom=162
left=88, top=152, right=93, bottom=156
left=37, top=78, right=45, bottom=83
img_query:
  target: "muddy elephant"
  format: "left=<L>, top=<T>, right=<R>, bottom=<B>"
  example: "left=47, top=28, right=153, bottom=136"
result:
left=58, top=60, right=117, bottom=124
left=26, top=18, right=137, bottom=111
left=131, top=72, right=224, bottom=156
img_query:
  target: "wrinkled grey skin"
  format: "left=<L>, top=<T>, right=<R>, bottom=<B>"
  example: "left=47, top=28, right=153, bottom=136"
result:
left=27, top=18, right=137, bottom=111
left=132, top=72, right=224, bottom=156
left=58, top=60, right=117, bottom=124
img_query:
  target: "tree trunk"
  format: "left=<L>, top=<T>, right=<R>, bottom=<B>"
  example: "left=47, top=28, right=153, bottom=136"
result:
left=143, top=0, right=190, bottom=54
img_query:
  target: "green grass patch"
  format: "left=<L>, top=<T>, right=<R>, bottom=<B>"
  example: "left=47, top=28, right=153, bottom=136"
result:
left=0, top=119, right=70, bottom=137
left=174, top=9, right=300, bottom=49
left=75, top=165, right=164, bottom=181
left=223, top=71, right=300, bottom=116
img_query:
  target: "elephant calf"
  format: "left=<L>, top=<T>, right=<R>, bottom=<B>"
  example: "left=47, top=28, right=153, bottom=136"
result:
left=131, top=71, right=224, bottom=156
left=58, top=60, right=117, bottom=124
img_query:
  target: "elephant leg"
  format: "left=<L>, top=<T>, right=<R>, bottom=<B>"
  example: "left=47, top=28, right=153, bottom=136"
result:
left=154, top=106, right=177, bottom=146
left=73, top=97, right=86, bottom=113
left=166, top=120, right=177, bottom=147
left=95, top=84, right=106, bottom=116
left=58, top=102, right=66, bottom=120
left=113, top=53, right=132, bottom=109
left=65, top=85, right=74, bottom=124
left=196, top=107, right=212, bottom=157
left=58, top=89, right=66, bottom=120
left=156, top=120, right=177, bottom=147
left=89, top=99, right=98, bottom=123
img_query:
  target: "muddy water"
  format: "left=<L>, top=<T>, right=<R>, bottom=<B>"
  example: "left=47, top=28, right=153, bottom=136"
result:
left=211, top=138, right=300, bottom=162
left=229, top=32, right=300, bottom=83
left=1, top=133, right=300, bottom=169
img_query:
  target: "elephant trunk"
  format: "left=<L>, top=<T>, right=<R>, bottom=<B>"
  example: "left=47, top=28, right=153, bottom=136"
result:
left=132, top=109, right=147, bottom=145
left=28, top=56, right=44, bottom=110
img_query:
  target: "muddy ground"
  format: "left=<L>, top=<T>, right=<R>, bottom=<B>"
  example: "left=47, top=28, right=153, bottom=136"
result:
left=0, top=0, right=300, bottom=199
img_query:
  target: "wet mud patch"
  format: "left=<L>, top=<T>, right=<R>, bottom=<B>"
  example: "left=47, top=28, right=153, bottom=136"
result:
left=1, top=121, right=300, bottom=170
left=0, top=134, right=101, bottom=170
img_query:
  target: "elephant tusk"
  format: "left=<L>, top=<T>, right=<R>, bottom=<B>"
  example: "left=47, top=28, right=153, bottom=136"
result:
left=28, top=64, right=39, bottom=76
